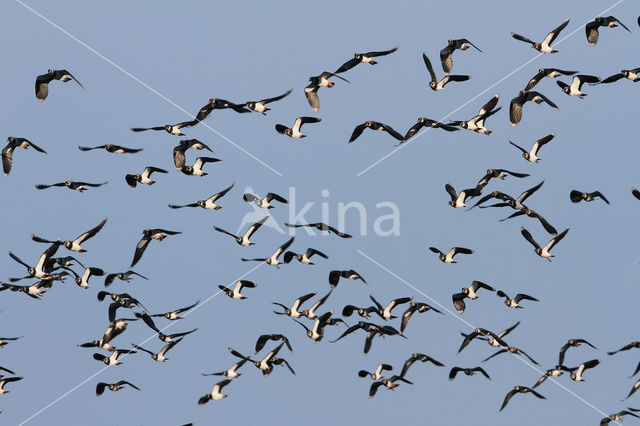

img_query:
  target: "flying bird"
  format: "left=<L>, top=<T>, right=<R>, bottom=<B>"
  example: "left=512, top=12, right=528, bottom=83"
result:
left=585, top=16, right=630, bottom=46
left=511, top=18, right=570, bottom=53
left=348, top=121, right=404, bottom=143
left=195, top=98, right=250, bottom=121
left=445, top=183, right=482, bottom=209
left=35, top=68, right=84, bottom=101
left=35, top=180, right=108, bottom=192
left=285, top=222, right=352, bottom=238
left=241, top=236, right=294, bottom=267
left=569, top=359, right=600, bottom=381
left=78, top=144, right=142, bottom=154
left=131, top=120, right=199, bottom=136
left=198, top=379, right=232, bottom=405
left=500, top=386, right=546, bottom=411
left=245, top=89, right=292, bottom=114
left=304, top=72, right=349, bottom=112
left=509, top=90, right=558, bottom=127
left=429, top=246, right=474, bottom=263
left=131, top=228, right=181, bottom=267
left=275, top=117, right=322, bottom=138
left=329, top=269, right=366, bottom=287
left=423, top=52, right=470, bottom=91
left=557, top=75, right=601, bottom=98
left=151, top=300, right=199, bottom=320
left=172, top=139, right=214, bottom=170
left=449, top=367, right=491, bottom=381
left=133, top=339, right=183, bottom=362
left=31, top=218, right=107, bottom=252
left=243, top=191, right=288, bottom=209
left=219, top=280, right=257, bottom=300
left=599, top=68, right=640, bottom=84
left=359, top=363, right=393, bottom=380
left=403, top=117, right=459, bottom=141
left=96, top=381, right=140, bottom=396
left=283, top=248, right=328, bottom=265
left=168, top=183, right=234, bottom=210
left=439, top=38, right=483, bottom=74
left=570, top=190, right=609, bottom=204
left=600, top=410, right=640, bottom=425
left=520, top=226, right=569, bottom=261
left=509, top=133, right=555, bottom=163
left=558, top=339, right=598, bottom=366
left=335, top=47, right=398, bottom=73
left=3, top=137, right=47, bottom=176
left=496, top=290, right=539, bottom=308
left=125, top=167, right=168, bottom=187
left=213, top=215, right=269, bottom=246
left=448, top=94, right=501, bottom=134
left=180, top=157, right=221, bottom=176
left=525, top=68, right=578, bottom=90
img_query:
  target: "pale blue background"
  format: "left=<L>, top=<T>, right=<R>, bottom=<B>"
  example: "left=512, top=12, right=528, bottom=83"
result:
left=1, top=1, right=638, bottom=425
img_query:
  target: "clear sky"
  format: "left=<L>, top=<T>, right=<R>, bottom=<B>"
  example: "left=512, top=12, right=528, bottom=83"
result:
left=2, top=0, right=639, bottom=425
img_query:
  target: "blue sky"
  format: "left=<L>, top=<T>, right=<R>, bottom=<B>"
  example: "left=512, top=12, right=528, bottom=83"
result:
left=2, top=0, right=639, bottom=425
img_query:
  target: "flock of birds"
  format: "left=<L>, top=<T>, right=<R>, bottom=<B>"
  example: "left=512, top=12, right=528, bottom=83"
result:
left=3, top=11, right=640, bottom=426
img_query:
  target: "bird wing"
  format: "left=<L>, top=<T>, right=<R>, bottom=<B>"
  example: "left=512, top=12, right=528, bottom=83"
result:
left=265, top=192, right=288, bottom=203
left=349, top=123, right=368, bottom=142
left=245, top=215, right=270, bottom=239
left=335, top=57, right=360, bottom=74
left=545, top=227, right=569, bottom=252
left=520, top=227, right=541, bottom=250
left=544, top=19, right=570, bottom=46
left=422, top=52, right=437, bottom=82
left=131, top=235, right=151, bottom=267
left=511, top=32, right=536, bottom=46
left=304, top=86, right=320, bottom=112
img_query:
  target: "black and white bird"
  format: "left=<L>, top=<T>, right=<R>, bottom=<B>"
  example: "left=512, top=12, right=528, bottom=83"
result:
left=283, top=248, right=328, bottom=265
left=219, top=280, right=257, bottom=300
left=400, top=302, right=443, bottom=333
left=245, top=89, right=292, bottom=114
left=136, top=312, right=196, bottom=343
left=335, top=47, right=398, bottom=73
left=304, top=72, right=349, bottom=112
left=172, top=139, right=214, bottom=170
left=359, top=364, right=393, bottom=380
left=294, top=311, right=342, bottom=342
left=557, top=75, right=601, bottom=98
left=229, top=342, right=285, bottom=376
left=93, top=349, right=137, bottom=366
left=151, top=300, right=199, bottom=320
left=79, top=144, right=142, bottom=154
left=624, top=379, right=640, bottom=400
left=509, top=90, right=558, bottom=127
left=585, top=16, right=630, bottom=46
left=509, top=133, right=555, bottom=163
left=243, top=191, right=288, bottom=209
left=608, top=342, right=640, bottom=355
left=8, top=241, right=60, bottom=280
left=214, top=215, right=269, bottom=246
left=500, top=386, right=546, bottom=411
left=195, top=98, right=250, bottom=121
left=525, top=68, right=578, bottom=90
left=439, top=39, right=483, bottom=74
left=202, top=359, right=247, bottom=379
left=569, top=359, right=600, bottom=381
left=449, top=367, right=491, bottom=381
left=511, top=19, right=570, bottom=53
left=275, top=117, right=322, bottom=138
left=348, top=121, right=404, bottom=143
left=484, top=346, right=540, bottom=366
left=369, top=376, right=413, bottom=398
left=180, top=157, right=221, bottom=176
left=399, top=353, right=445, bottom=377
left=3, top=137, right=47, bottom=176
left=198, top=379, right=232, bottom=405
left=96, top=381, right=140, bottom=396
left=31, top=218, right=107, bottom=253
left=520, top=227, right=569, bottom=261
left=600, top=68, right=640, bottom=84
left=423, top=52, right=470, bottom=91
left=558, top=339, right=598, bottom=366
left=131, top=228, right=181, bottom=267
left=470, top=180, right=544, bottom=211
left=273, top=291, right=317, bottom=318
left=131, top=119, right=199, bottom=136
left=532, top=365, right=572, bottom=389
left=35, top=68, right=84, bottom=101
left=133, top=339, right=182, bottom=362
left=125, top=167, right=168, bottom=187
left=445, top=183, right=481, bottom=208
left=403, top=117, right=459, bottom=140
left=570, top=190, right=609, bottom=204
left=429, top=246, right=474, bottom=263
left=302, top=290, right=333, bottom=319
left=449, top=94, right=501, bottom=134
left=369, top=295, right=412, bottom=320
left=329, top=269, right=366, bottom=287
left=600, top=410, right=640, bottom=425
left=254, top=334, right=292, bottom=354
left=462, top=280, right=495, bottom=300
left=169, top=183, right=234, bottom=210
left=285, top=222, right=352, bottom=238
left=496, top=290, right=539, bottom=308
left=72, top=267, right=107, bottom=289
left=35, top=180, right=108, bottom=192
left=241, top=236, right=294, bottom=267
